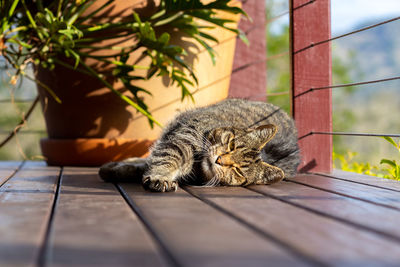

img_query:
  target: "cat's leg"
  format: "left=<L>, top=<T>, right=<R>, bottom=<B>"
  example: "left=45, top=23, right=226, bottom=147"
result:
left=243, top=162, right=285, bottom=186
left=99, top=157, right=148, bottom=182
left=256, top=163, right=284, bottom=185
left=143, top=144, right=195, bottom=192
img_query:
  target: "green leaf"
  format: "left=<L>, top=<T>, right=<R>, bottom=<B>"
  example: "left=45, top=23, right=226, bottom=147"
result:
left=24, top=73, right=61, bottom=104
left=198, top=31, right=219, bottom=43
left=80, top=61, right=162, bottom=128
left=152, top=11, right=184, bottom=27
left=124, top=84, right=152, bottom=98
left=382, top=136, right=398, bottom=148
left=380, top=159, right=397, bottom=168
left=1, top=0, right=20, bottom=33
left=64, top=49, right=80, bottom=69
left=8, top=38, right=33, bottom=49
left=67, top=0, right=95, bottom=25
left=194, top=36, right=216, bottom=65
left=164, top=0, right=246, bottom=16
left=77, top=0, right=114, bottom=23
left=238, top=29, right=249, bottom=46
left=133, top=11, right=142, bottom=24
left=158, top=32, right=170, bottom=46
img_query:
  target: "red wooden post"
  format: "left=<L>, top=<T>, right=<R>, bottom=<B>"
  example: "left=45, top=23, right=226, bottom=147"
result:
left=229, top=0, right=267, bottom=101
left=291, top=0, right=332, bottom=173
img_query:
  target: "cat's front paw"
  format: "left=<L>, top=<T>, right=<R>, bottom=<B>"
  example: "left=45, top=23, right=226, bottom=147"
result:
left=143, top=176, right=178, bottom=192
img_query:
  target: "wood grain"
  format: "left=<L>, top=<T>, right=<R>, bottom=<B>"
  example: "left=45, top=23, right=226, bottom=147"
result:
left=3, top=162, right=400, bottom=266
left=47, top=167, right=167, bottom=267
left=289, top=174, right=400, bottom=210
left=249, top=180, right=400, bottom=241
left=0, top=161, right=22, bottom=186
left=291, top=0, right=332, bottom=172
left=0, top=162, right=60, bottom=267
left=330, top=170, right=400, bottom=191
left=121, top=184, right=310, bottom=267
left=187, top=185, right=400, bottom=266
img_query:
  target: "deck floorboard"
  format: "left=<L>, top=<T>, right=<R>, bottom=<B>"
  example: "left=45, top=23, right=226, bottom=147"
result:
left=250, top=180, right=400, bottom=242
left=121, top=184, right=308, bottom=267
left=47, top=167, right=167, bottom=267
left=289, top=174, right=400, bottom=210
left=1, top=161, right=400, bottom=266
left=0, top=161, right=23, bottom=186
left=0, top=162, right=60, bottom=267
left=322, top=170, right=400, bottom=192
left=187, top=186, right=400, bottom=266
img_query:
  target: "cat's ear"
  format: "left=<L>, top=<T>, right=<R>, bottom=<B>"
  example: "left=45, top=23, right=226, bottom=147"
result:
left=248, top=124, right=277, bottom=149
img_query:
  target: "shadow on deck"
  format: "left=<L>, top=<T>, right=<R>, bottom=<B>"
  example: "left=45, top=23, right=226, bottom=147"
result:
left=1, top=161, right=400, bottom=266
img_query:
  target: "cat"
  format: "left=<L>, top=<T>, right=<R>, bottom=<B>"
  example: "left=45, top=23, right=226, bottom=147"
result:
left=99, top=98, right=300, bottom=192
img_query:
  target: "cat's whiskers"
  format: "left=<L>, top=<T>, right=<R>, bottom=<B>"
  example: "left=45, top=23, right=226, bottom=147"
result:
left=181, top=168, right=197, bottom=184
left=204, top=173, right=220, bottom=187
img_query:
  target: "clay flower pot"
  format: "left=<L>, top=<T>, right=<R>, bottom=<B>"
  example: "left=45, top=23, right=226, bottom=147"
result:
left=37, top=0, right=241, bottom=166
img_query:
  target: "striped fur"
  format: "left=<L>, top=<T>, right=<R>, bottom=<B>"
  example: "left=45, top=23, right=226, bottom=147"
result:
left=99, top=99, right=300, bottom=192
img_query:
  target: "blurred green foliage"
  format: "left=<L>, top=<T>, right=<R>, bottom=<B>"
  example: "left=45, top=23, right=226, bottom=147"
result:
left=334, top=137, right=400, bottom=180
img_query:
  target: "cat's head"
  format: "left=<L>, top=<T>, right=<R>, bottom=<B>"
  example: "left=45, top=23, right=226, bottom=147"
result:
left=201, top=124, right=284, bottom=186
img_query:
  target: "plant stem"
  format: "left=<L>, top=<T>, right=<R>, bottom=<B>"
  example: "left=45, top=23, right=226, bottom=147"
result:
left=83, top=22, right=139, bottom=33
left=57, top=0, right=63, bottom=18
left=24, top=73, right=62, bottom=104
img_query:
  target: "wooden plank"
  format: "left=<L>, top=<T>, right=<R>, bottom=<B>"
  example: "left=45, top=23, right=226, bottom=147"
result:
left=291, top=0, right=332, bottom=172
left=121, top=184, right=311, bottom=267
left=187, top=186, right=400, bottom=266
left=229, top=0, right=267, bottom=101
left=0, top=161, right=22, bottom=186
left=0, top=162, right=60, bottom=267
left=47, top=167, right=167, bottom=267
left=289, top=174, right=400, bottom=210
left=329, top=170, right=400, bottom=191
left=249, top=180, right=400, bottom=241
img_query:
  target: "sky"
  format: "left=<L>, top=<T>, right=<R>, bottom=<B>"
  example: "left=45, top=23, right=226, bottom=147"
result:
left=268, top=0, right=400, bottom=34
left=331, top=0, right=400, bottom=34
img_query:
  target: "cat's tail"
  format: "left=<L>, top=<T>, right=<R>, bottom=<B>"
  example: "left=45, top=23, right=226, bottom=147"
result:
left=98, top=158, right=148, bottom=183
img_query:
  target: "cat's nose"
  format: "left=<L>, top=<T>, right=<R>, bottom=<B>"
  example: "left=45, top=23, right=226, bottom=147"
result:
left=215, top=154, right=234, bottom=166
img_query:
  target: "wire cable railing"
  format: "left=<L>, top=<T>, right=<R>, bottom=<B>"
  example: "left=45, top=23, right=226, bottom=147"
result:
left=299, top=132, right=400, bottom=140
left=294, top=75, right=400, bottom=98
left=294, top=15, right=400, bottom=54
left=291, top=0, right=400, bottom=157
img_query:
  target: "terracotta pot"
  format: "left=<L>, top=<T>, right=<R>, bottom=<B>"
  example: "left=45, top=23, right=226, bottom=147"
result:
left=37, top=0, right=241, bottom=166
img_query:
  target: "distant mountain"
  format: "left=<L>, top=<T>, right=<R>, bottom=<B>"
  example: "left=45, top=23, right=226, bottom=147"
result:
left=334, top=17, right=400, bottom=99
left=332, top=17, right=400, bottom=163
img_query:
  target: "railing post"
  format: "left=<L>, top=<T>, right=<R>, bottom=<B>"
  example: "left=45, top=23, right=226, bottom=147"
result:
left=291, top=0, right=332, bottom=173
left=229, top=0, right=267, bottom=101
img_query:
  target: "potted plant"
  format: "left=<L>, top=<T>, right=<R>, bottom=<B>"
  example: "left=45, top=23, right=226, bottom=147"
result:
left=0, top=0, right=247, bottom=166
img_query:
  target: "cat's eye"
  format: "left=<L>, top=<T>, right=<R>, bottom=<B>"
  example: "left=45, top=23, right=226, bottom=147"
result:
left=228, top=139, right=235, bottom=151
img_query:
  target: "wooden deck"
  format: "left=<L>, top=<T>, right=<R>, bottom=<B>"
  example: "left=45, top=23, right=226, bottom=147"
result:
left=2, top=162, right=400, bottom=266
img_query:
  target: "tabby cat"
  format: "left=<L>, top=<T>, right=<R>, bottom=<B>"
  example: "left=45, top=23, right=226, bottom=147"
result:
left=99, top=99, right=300, bottom=192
